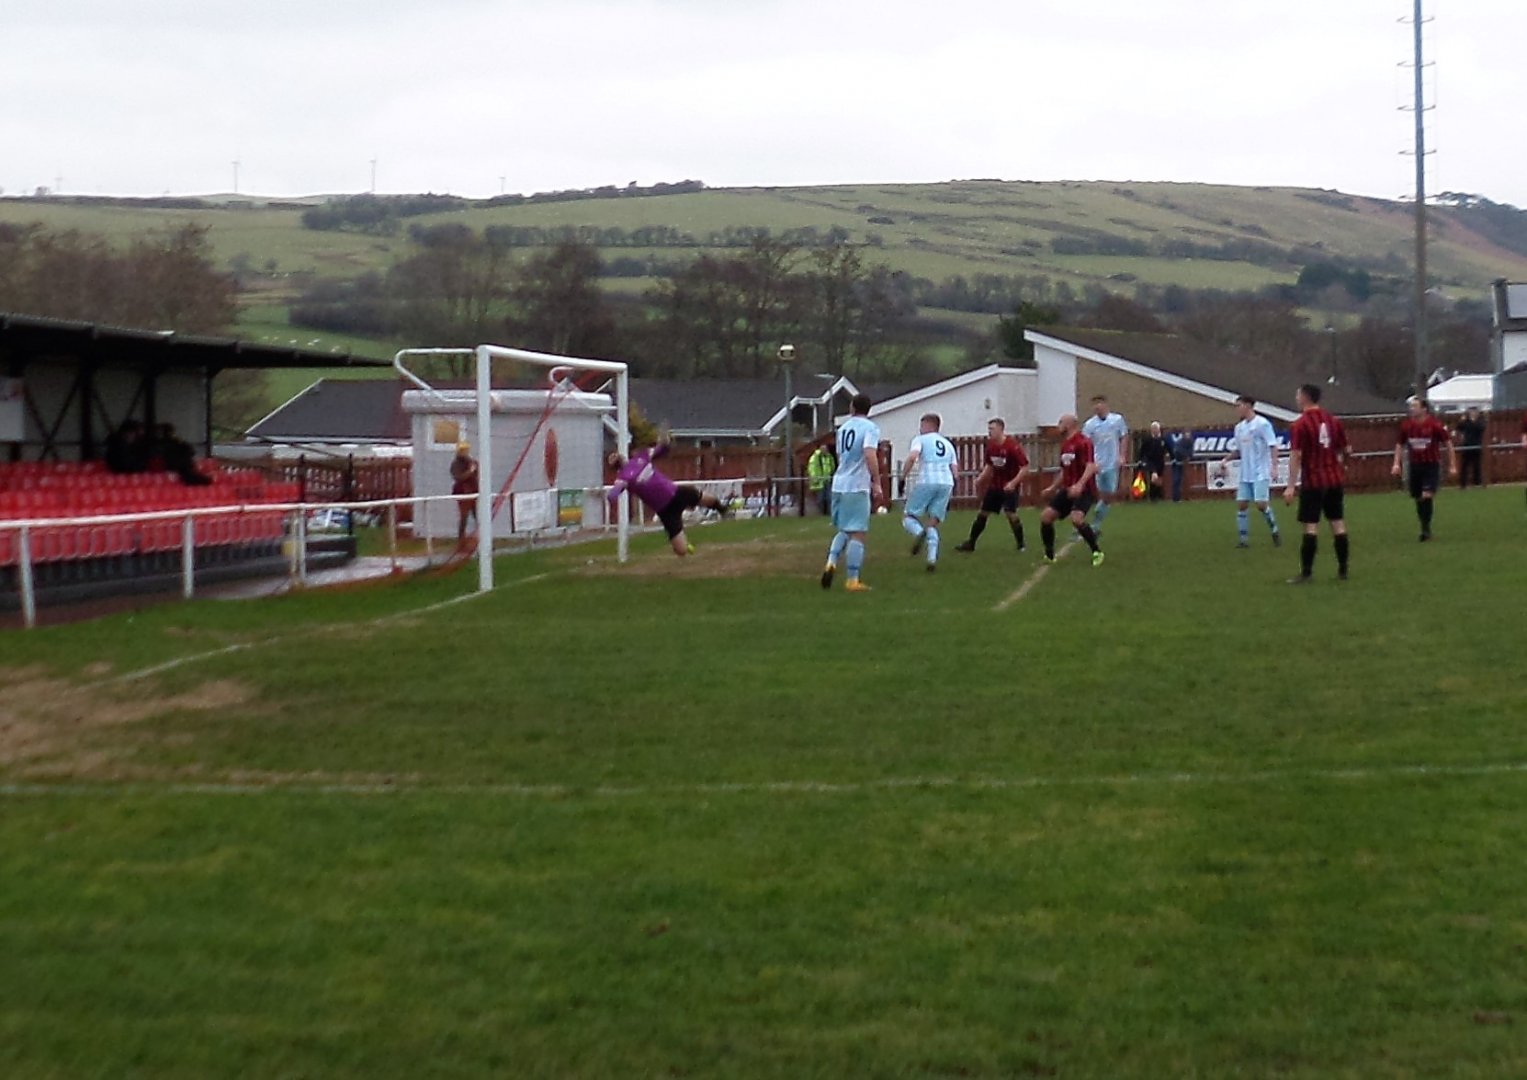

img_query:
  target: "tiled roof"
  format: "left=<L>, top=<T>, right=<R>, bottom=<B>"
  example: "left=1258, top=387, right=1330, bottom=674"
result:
left=1032, top=327, right=1402, bottom=416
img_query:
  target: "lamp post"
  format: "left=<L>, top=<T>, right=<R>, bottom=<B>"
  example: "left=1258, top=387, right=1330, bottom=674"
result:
left=778, top=343, right=799, bottom=483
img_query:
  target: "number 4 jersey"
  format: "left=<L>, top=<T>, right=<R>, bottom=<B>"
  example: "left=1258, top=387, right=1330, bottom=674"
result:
left=1289, top=406, right=1348, bottom=489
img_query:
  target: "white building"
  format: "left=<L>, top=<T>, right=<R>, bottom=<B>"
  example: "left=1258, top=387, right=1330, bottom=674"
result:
left=869, top=365, right=1038, bottom=464
left=1492, top=279, right=1527, bottom=409
left=1425, top=373, right=1494, bottom=413
left=402, top=388, right=611, bottom=539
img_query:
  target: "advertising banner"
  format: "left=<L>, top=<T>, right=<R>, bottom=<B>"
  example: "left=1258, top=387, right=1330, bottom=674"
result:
left=557, top=489, right=583, bottom=528
left=1193, top=427, right=1291, bottom=492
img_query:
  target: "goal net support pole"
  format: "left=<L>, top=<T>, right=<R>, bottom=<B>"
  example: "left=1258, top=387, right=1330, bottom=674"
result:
left=473, top=345, right=629, bottom=593
left=393, top=344, right=630, bottom=594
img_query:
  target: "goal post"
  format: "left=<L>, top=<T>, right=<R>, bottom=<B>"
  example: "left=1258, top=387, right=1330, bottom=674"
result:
left=392, top=344, right=630, bottom=594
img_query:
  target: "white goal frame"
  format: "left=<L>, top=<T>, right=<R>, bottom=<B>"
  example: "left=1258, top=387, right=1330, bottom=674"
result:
left=393, top=344, right=630, bottom=593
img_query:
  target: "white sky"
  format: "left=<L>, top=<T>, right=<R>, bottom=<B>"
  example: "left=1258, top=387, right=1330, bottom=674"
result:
left=3, top=0, right=1523, bottom=205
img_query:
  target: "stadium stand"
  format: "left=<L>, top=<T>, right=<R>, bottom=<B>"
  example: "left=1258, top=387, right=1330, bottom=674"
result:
left=0, top=459, right=297, bottom=583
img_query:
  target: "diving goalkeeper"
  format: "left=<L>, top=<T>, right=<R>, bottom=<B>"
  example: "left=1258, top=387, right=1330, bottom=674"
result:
left=607, top=441, right=730, bottom=557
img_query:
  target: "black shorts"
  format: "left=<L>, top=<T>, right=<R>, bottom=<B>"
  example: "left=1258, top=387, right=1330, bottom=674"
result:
left=656, top=486, right=703, bottom=539
left=1048, top=490, right=1095, bottom=519
left=1297, top=486, right=1345, bottom=525
left=1408, top=462, right=1440, bottom=499
left=980, top=487, right=1020, bottom=515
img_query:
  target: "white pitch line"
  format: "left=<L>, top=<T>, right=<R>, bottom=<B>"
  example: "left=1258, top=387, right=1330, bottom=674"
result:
left=994, top=539, right=1077, bottom=611
left=4, top=760, right=1526, bottom=800
left=91, top=571, right=563, bottom=688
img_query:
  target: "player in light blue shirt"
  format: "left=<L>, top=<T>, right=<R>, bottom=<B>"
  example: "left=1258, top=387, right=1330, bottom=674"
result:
left=1232, top=394, right=1282, bottom=548
left=821, top=393, right=883, bottom=592
left=899, top=413, right=956, bottom=571
left=1081, top=395, right=1128, bottom=532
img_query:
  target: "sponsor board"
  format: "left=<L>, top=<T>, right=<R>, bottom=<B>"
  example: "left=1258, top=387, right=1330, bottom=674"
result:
left=1204, top=456, right=1292, bottom=492
left=1192, top=427, right=1290, bottom=493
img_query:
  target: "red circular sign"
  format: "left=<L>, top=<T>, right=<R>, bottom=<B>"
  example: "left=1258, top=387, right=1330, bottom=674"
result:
left=544, top=428, right=559, bottom=487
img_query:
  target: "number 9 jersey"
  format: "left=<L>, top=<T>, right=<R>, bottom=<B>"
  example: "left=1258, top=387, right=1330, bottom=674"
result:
left=909, top=432, right=956, bottom=486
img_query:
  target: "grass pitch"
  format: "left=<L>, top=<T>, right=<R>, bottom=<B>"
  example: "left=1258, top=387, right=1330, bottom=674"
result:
left=2, top=489, right=1526, bottom=1077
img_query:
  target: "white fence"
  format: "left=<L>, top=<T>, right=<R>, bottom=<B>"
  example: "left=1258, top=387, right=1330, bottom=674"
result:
left=1, top=478, right=751, bottom=629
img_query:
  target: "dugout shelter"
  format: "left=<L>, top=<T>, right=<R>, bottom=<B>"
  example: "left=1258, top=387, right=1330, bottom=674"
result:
left=0, top=311, right=389, bottom=461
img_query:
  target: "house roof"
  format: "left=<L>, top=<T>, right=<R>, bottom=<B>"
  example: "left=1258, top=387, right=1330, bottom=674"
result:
left=869, top=365, right=1028, bottom=416
left=247, top=374, right=929, bottom=444
left=631, top=377, right=919, bottom=435
left=628, top=379, right=785, bottom=434
left=247, top=378, right=411, bottom=443
left=1029, top=327, right=1402, bottom=417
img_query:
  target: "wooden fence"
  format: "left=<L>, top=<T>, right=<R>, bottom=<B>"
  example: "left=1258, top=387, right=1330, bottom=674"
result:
left=224, top=409, right=1527, bottom=520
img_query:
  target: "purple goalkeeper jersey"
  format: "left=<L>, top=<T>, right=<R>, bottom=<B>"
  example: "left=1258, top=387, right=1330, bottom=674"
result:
left=608, top=444, right=677, bottom=510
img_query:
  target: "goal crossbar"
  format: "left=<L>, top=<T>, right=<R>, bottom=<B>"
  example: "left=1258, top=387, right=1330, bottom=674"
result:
left=393, top=345, right=630, bottom=593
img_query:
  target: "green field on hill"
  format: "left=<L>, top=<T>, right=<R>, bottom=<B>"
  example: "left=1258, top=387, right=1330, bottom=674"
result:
left=6, top=181, right=1526, bottom=291
left=3, top=488, right=1525, bottom=1077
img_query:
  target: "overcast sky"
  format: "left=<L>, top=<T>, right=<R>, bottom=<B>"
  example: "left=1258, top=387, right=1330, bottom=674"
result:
left=4, top=0, right=1522, bottom=205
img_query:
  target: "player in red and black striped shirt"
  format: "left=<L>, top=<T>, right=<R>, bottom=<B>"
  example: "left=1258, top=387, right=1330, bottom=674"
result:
left=956, top=418, right=1029, bottom=553
left=1038, top=413, right=1104, bottom=567
left=1282, top=383, right=1350, bottom=583
left=1391, top=397, right=1456, bottom=541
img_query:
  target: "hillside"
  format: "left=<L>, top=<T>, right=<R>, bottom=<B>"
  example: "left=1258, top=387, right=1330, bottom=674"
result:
left=5, top=180, right=1526, bottom=411
left=6, top=180, right=1526, bottom=292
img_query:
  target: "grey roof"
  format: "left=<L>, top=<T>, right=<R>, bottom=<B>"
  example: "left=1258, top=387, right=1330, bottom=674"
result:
left=247, top=375, right=927, bottom=444
left=1032, top=327, right=1403, bottom=416
left=629, top=377, right=920, bottom=433
left=628, top=378, right=784, bottom=433
left=247, top=378, right=410, bottom=442
left=0, top=311, right=391, bottom=372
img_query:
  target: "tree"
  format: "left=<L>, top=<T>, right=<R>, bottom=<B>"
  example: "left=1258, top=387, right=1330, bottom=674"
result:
left=1077, top=293, right=1164, bottom=333
left=732, top=236, right=805, bottom=375
left=510, top=241, right=617, bottom=357
left=0, top=222, right=235, bottom=333
left=646, top=241, right=804, bottom=378
left=997, top=300, right=1061, bottom=364
left=802, top=242, right=864, bottom=373
left=1340, top=318, right=1413, bottom=399
left=386, top=227, right=513, bottom=372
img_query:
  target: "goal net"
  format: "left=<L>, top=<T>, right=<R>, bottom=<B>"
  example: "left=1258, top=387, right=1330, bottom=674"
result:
left=394, top=344, right=630, bottom=593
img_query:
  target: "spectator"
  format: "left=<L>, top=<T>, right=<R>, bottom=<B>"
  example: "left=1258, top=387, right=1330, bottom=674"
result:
left=1168, top=428, right=1193, bottom=502
left=806, top=438, right=836, bottom=516
left=103, top=419, right=148, bottom=474
left=155, top=423, right=211, bottom=486
left=1453, top=407, right=1486, bottom=489
left=450, top=440, right=480, bottom=541
left=1137, top=422, right=1168, bottom=502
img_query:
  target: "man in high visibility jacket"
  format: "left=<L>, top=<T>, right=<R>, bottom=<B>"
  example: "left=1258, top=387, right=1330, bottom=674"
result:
left=807, top=439, right=836, bottom=515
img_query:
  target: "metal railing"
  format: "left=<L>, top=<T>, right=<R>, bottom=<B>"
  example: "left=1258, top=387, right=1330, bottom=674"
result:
left=0, top=494, right=476, bottom=629
left=0, top=478, right=763, bottom=628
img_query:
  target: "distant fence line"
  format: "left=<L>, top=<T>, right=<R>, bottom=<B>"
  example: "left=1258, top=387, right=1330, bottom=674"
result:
left=231, top=410, right=1527, bottom=513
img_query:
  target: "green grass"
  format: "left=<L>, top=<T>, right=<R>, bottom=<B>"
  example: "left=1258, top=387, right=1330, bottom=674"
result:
left=2, top=487, right=1526, bottom=1076
left=231, top=303, right=400, bottom=411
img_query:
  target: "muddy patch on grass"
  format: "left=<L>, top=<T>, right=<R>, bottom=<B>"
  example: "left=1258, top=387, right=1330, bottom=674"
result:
left=577, top=535, right=822, bottom=580
left=0, top=666, right=253, bottom=776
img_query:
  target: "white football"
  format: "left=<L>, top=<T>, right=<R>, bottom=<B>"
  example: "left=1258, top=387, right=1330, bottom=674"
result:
left=875, top=506, right=889, bottom=515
